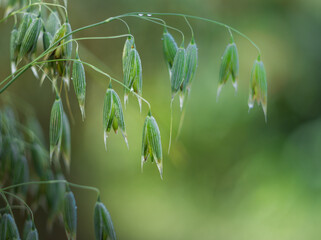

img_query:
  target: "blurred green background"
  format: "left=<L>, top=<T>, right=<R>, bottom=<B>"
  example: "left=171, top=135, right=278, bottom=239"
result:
left=1, top=0, right=321, bottom=239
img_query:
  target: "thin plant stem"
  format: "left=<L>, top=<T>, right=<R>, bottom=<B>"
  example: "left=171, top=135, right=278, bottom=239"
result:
left=1, top=180, right=101, bottom=199
left=0, top=192, right=13, bottom=216
left=115, top=17, right=131, bottom=34
left=184, top=16, right=194, bottom=38
left=0, top=205, right=26, bottom=212
left=121, top=15, right=185, bottom=44
left=119, top=12, right=261, bottom=55
left=3, top=191, right=34, bottom=223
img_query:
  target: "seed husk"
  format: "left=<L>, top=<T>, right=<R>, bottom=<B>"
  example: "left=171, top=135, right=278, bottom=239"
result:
left=122, top=37, right=135, bottom=73
left=0, top=214, right=20, bottom=239
left=132, top=50, right=143, bottom=111
left=16, top=13, right=33, bottom=47
left=170, top=46, right=186, bottom=98
left=162, top=27, right=178, bottom=70
left=23, top=219, right=33, bottom=239
left=72, top=51, right=86, bottom=120
left=94, top=201, right=116, bottom=240
left=49, top=98, right=63, bottom=162
left=61, top=112, right=71, bottom=171
left=26, top=228, right=39, bottom=240
left=50, top=23, right=67, bottom=58
left=46, top=172, right=66, bottom=226
left=12, top=155, right=29, bottom=195
left=31, top=143, right=49, bottom=180
left=46, top=11, right=61, bottom=37
left=42, top=30, right=52, bottom=51
left=248, top=57, right=267, bottom=121
left=18, top=17, right=42, bottom=63
left=63, top=190, right=77, bottom=240
left=141, top=111, right=163, bottom=179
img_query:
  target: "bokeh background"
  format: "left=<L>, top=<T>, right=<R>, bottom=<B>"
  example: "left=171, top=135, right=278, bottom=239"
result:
left=1, top=0, right=321, bottom=239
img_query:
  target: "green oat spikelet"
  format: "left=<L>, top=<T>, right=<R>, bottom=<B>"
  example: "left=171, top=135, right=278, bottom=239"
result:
left=26, top=228, right=39, bottom=240
left=18, top=17, right=42, bottom=63
left=50, top=23, right=67, bottom=58
left=12, top=155, right=29, bottom=195
left=22, top=218, right=33, bottom=239
left=61, top=112, right=71, bottom=171
left=123, top=44, right=143, bottom=110
left=179, top=37, right=198, bottom=110
left=46, top=11, right=61, bottom=37
left=217, top=38, right=239, bottom=100
left=171, top=46, right=186, bottom=98
left=103, top=83, right=128, bottom=150
left=248, top=56, right=268, bottom=121
left=72, top=50, right=86, bottom=120
left=49, top=98, right=63, bottom=163
left=141, top=111, right=163, bottom=179
left=16, top=13, right=33, bottom=47
left=63, top=190, right=77, bottom=240
left=162, top=27, right=178, bottom=71
left=94, top=201, right=116, bottom=240
left=0, top=214, right=20, bottom=240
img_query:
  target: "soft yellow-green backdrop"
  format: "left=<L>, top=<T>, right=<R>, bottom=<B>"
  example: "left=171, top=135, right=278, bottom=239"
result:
left=1, top=0, right=321, bottom=239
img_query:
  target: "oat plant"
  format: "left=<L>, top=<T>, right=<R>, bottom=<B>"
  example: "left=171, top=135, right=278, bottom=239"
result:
left=0, top=0, right=267, bottom=239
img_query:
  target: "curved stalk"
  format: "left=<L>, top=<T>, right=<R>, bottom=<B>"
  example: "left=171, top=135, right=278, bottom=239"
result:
left=118, top=12, right=261, bottom=55
left=3, top=191, right=34, bottom=224
left=1, top=180, right=101, bottom=199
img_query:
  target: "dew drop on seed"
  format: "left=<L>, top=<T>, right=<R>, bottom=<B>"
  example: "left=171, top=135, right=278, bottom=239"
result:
left=138, top=13, right=143, bottom=16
